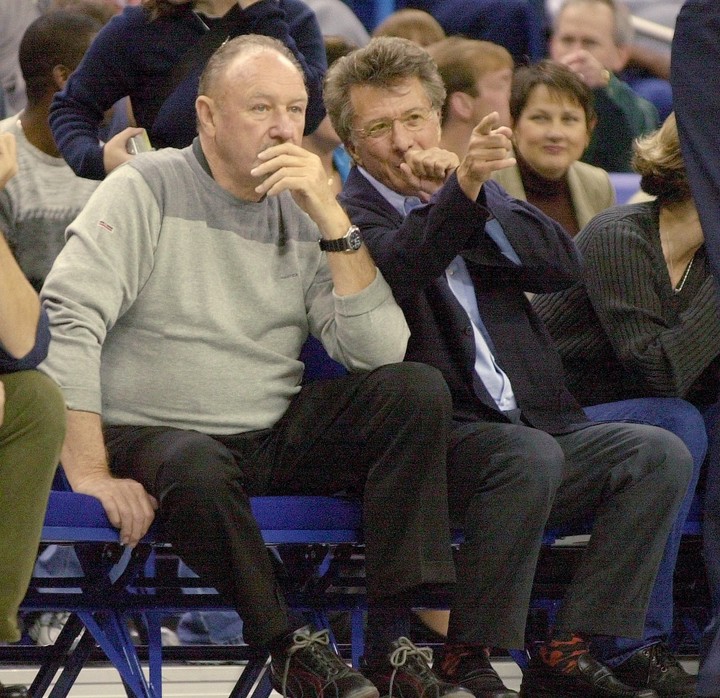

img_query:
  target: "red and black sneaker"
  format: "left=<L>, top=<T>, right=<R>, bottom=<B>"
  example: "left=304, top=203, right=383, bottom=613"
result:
left=271, top=626, right=379, bottom=698
left=363, top=637, right=475, bottom=698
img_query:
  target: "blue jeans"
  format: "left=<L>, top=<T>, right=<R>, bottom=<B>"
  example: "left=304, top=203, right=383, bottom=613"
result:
left=582, top=397, right=707, bottom=665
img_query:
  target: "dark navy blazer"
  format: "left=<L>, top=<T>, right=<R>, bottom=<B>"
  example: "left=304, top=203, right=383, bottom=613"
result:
left=339, top=167, right=589, bottom=434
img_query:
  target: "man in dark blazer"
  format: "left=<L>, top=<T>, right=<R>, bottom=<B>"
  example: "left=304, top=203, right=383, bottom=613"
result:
left=324, top=36, right=693, bottom=698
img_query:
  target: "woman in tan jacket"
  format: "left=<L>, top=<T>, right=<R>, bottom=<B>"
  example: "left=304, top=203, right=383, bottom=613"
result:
left=493, top=60, right=615, bottom=237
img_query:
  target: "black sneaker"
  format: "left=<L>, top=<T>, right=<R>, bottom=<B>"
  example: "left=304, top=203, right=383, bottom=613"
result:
left=270, top=626, right=380, bottom=698
left=612, top=643, right=696, bottom=697
left=363, top=636, right=475, bottom=698
left=520, top=652, right=659, bottom=697
left=434, top=645, right=518, bottom=698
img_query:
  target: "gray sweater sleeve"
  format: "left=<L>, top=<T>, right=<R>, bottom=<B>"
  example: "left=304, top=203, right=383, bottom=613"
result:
left=580, top=213, right=720, bottom=397
left=40, top=167, right=160, bottom=413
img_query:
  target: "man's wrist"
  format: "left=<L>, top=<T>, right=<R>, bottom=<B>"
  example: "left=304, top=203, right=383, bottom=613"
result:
left=315, top=204, right=354, bottom=241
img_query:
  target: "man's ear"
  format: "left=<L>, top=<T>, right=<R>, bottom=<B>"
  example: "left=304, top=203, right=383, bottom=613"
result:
left=448, top=91, right=475, bottom=123
left=52, top=64, right=71, bottom=90
left=195, top=95, right=216, bottom=136
left=345, top=138, right=362, bottom=167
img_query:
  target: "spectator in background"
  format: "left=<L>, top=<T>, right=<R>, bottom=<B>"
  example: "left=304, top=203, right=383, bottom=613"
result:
left=532, top=113, right=708, bottom=697
left=0, top=131, right=67, bottom=698
left=49, top=0, right=328, bottom=181
left=0, top=0, right=119, bottom=117
left=547, top=0, right=678, bottom=120
left=394, top=0, right=542, bottom=64
left=491, top=61, right=614, bottom=238
left=428, top=36, right=514, bottom=144
left=549, top=0, right=659, bottom=171
left=672, top=2, right=720, bottom=693
left=372, top=9, right=445, bottom=47
left=0, top=0, right=44, bottom=116
left=303, top=0, right=370, bottom=47
left=0, top=10, right=101, bottom=292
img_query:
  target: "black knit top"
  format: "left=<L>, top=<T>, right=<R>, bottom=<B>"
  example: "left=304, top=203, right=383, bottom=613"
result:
left=532, top=200, right=720, bottom=407
left=516, top=150, right=581, bottom=237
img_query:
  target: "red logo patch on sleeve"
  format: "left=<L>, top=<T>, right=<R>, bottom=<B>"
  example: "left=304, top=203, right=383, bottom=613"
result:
left=98, top=220, right=114, bottom=232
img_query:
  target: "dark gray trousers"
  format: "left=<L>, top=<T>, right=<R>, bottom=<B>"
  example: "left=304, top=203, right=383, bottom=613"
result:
left=446, top=420, right=693, bottom=649
left=104, top=362, right=457, bottom=648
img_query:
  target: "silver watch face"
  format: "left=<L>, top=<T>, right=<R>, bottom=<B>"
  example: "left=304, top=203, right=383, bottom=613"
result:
left=347, top=228, right=362, bottom=251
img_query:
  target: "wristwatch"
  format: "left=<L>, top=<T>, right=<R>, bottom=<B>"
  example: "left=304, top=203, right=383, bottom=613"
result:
left=319, top=225, right=363, bottom=253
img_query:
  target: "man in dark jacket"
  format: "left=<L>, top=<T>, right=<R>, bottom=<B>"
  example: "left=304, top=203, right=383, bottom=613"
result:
left=325, top=36, right=692, bottom=698
left=673, top=3, right=720, bottom=694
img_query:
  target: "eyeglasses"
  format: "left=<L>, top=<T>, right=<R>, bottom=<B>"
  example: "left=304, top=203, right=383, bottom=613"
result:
left=352, top=107, right=437, bottom=140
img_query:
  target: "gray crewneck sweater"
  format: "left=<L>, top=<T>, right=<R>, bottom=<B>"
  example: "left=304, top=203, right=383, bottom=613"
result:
left=41, top=144, right=409, bottom=434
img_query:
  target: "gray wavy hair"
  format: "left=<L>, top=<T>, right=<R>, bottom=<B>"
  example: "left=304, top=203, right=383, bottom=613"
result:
left=323, top=36, right=446, bottom=147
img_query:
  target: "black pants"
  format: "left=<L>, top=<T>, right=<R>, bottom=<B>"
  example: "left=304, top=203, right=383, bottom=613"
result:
left=445, top=420, right=693, bottom=648
left=104, top=362, right=457, bottom=647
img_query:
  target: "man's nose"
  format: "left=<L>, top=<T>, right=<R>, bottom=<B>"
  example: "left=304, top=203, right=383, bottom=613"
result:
left=390, top=119, right=413, bottom=151
left=271, top=110, right=297, bottom=140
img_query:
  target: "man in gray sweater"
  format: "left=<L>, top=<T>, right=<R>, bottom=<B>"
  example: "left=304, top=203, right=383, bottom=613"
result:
left=40, top=34, right=463, bottom=698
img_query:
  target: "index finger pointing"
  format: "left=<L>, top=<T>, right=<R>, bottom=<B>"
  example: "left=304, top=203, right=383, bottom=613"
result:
left=473, top=111, right=501, bottom=136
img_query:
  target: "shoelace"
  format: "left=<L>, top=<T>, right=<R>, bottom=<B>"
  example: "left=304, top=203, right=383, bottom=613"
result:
left=281, top=627, right=338, bottom=698
left=387, top=637, right=434, bottom=698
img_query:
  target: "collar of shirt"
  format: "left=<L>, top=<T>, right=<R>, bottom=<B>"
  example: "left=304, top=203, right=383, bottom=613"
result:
left=193, top=137, right=213, bottom=178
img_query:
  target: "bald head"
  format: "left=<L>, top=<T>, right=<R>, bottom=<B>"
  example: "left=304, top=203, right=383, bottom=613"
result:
left=198, top=34, right=305, bottom=103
